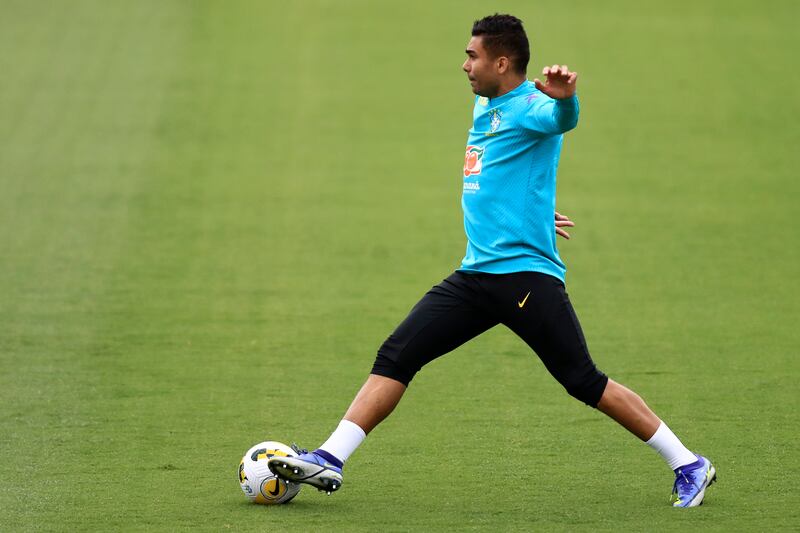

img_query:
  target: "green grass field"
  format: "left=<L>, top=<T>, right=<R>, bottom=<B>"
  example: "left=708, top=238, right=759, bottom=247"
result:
left=2, top=1, right=799, bottom=531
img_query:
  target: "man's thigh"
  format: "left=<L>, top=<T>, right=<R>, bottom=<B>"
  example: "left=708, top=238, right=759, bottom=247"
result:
left=371, top=271, right=498, bottom=385
left=488, top=271, right=608, bottom=406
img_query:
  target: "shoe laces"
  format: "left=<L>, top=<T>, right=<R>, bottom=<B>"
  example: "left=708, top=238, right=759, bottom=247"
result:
left=290, top=442, right=309, bottom=455
left=672, top=467, right=702, bottom=502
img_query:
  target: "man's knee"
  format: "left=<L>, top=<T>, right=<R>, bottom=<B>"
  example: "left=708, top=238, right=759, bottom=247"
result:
left=560, top=370, right=609, bottom=408
left=370, top=351, right=415, bottom=387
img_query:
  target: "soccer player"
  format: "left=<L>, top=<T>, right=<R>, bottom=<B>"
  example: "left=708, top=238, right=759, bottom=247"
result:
left=269, top=14, right=716, bottom=507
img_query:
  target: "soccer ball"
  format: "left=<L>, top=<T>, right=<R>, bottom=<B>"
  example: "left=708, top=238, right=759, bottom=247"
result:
left=238, top=441, right=301, bottom=505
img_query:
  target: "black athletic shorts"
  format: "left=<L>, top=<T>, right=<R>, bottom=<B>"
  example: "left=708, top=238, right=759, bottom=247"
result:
left=371, top=270, right=609, bottom=407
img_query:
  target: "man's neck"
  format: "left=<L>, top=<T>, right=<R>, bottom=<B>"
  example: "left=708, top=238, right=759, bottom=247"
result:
left=491, top=76, right=527, bottom=99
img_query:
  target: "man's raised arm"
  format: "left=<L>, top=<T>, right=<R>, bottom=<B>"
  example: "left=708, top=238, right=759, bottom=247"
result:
left=524, top=65, right=580, bottom=134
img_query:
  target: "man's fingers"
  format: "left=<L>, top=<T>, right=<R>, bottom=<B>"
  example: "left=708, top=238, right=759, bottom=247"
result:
left=544, top=65, right=576, bottom=84
left=555, top=211, right=575, bottom=235
left=540, top=65, right=578, bottom=91
left=555, top=210, right=574, bottom=238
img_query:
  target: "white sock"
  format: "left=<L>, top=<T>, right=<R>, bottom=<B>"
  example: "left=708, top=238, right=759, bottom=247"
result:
left=317, top=420, right=366, bottom=464
left=646, top=421, right=697, bottom=470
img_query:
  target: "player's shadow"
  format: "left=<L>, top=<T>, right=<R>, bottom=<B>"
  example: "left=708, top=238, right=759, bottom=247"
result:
left=235, top=499, right=319, bottom=512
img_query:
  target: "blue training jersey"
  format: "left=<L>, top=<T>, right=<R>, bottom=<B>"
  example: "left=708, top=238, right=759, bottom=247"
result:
left=459, top=79, right=579, bottom=281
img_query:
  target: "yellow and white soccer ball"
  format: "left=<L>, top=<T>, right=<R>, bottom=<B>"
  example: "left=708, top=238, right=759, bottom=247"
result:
left=238, top=441, right=301, bottom=505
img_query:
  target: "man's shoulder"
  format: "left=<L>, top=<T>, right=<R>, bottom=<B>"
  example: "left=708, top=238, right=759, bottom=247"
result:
left=512, top=82, right=551, bottom=108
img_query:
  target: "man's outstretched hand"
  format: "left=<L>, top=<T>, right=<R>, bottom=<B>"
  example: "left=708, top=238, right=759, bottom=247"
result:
left=534, top=65, right=578, bottom=100
left=555, top=211, right=575, bottom=239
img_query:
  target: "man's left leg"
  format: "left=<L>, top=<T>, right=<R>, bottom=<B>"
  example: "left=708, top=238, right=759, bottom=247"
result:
left=595, top=379, right=659, bottom=440
left=492, top=272, right=716, bottom=507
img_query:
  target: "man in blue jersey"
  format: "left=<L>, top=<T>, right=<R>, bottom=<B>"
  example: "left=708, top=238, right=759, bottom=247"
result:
left=270, top=14, right=715, bottom=507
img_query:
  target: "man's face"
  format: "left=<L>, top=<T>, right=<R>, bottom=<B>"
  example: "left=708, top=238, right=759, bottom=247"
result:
left=462, top=36, right=502, bottom=97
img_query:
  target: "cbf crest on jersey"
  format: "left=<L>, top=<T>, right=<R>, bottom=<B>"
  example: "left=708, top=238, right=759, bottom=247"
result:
left=464, top=145, right=484, bottom=177
left=489, top=108, right=502, bottom=133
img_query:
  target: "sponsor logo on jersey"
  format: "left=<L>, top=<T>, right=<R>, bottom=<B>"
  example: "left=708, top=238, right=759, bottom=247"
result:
left=464, top=145, right=484, bottom=177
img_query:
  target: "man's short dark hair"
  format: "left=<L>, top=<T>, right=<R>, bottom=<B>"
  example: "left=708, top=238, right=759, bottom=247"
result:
left=471, top=14, right=530, bottom=75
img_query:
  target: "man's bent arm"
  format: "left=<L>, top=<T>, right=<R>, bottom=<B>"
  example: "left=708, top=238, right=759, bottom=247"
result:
left=525, top=95, right=579, bottom=135
left=527, top=64, right=580, bottom=134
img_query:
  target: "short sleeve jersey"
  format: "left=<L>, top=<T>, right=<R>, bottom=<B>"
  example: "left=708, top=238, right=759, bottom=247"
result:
left=460, top=79, right=579, bottom=282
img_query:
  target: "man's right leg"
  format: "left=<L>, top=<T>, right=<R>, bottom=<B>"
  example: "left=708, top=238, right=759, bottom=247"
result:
left=297, top=374, right=405, bottom=485
left=268, top=271, right=498, bottom=492
left=342, top=374, right=407, bottom=435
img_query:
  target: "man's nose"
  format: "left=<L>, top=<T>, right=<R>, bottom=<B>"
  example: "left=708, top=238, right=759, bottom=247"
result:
left=462, top=60, right=469, bottom=72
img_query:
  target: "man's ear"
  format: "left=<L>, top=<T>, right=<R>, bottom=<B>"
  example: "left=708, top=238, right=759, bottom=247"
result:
left=496, top=56, right=510, bottom=74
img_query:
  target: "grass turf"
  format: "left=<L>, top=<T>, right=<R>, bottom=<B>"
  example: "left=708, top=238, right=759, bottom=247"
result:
left=1, top=1, right=798, bottom=531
